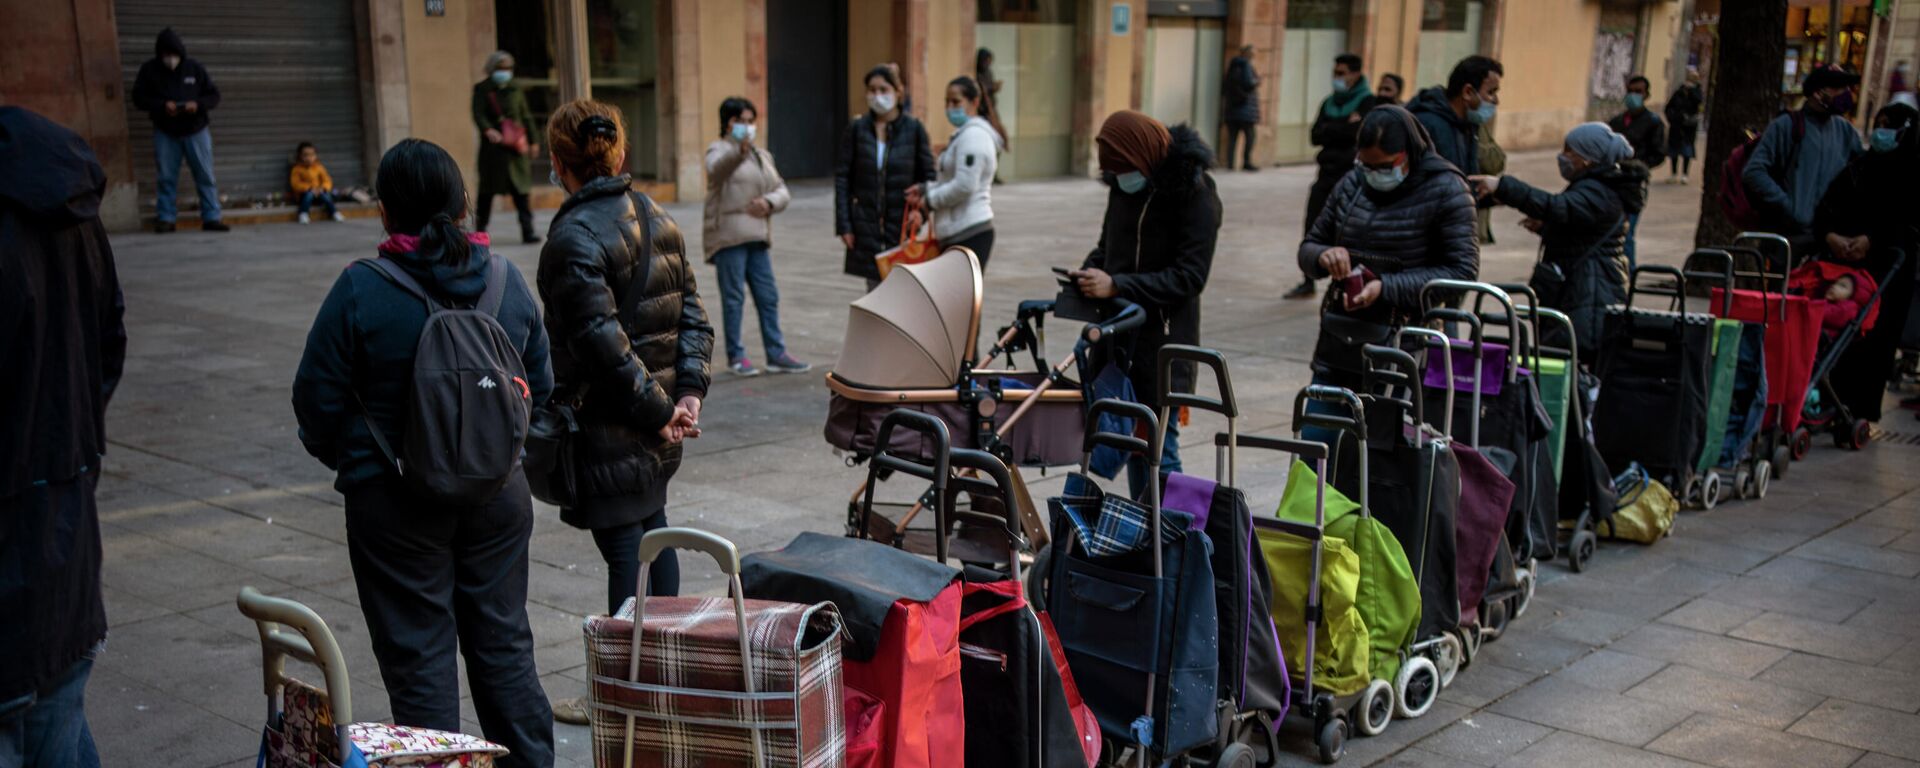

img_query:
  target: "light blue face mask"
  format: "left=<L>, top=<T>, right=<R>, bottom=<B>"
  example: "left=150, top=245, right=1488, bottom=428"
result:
left=1624, top=93, right=1646, bottom=111
left=1332, top=77, right=1350, bottom=93
left=730, top=122, right=754, bottom=142
left=1362, top=163, right=1407, bottom=192
left=1115, top=171, right=1148, bottom=194
left=550, top=168, right=564, bottom=189
left=490, top=69, right=513, bottom=86
left=1872, top=127, right=1901, bottom=153
left=1469, top=99, right=1496, bottom=125
left=947, top=108, right=968, bottom=128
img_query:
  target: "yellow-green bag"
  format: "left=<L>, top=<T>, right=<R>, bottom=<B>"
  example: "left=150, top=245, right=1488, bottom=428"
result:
left=1258, top=528, right=1370, bottom=697
left=1602, top=464, right=1677, bottom=544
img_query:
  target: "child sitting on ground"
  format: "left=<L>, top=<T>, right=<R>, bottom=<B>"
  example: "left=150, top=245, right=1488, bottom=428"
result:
left=290, top=141, right=344, bottom=224
left=1818, top=274, right=1861, bottom=338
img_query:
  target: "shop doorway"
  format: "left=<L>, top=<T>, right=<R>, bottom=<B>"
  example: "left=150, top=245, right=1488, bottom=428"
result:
left=1143, top=16, right=1225, bottom=152
left=1274, top=0, right=1355, bottom=163
left=768, top=0, right=848, bottom=179
left=495, top=0, right=662, bottom=181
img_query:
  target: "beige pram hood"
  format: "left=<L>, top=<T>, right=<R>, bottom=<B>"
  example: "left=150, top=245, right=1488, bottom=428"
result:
left=833, top=248, right=983, bottom=389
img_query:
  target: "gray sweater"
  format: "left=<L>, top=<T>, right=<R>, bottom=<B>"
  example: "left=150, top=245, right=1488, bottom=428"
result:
left=1742, top=111, right=1862, bottom=233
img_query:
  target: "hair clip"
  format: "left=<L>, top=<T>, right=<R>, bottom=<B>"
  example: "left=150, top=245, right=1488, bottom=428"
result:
left=577, top=115, right=618, bottom=143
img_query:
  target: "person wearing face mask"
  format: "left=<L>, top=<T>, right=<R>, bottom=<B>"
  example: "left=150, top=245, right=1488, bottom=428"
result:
left=1408, top=55, right=1503, bottom=178
left=1296, top=106, right=1478, bottom=442
left=905, top=76, right=1005, bottom=268
left=836, top=64, right=936, bottom=290
left=1376, top=73, right=1406, bottom=105
left=1743, top=65, right=1865, bottom=253
left=130, top=27, right=228, bottom=233
left=1664, top=68, right=1706, bottom=184
left=1606, top=74, right=1666, bottom=268
left=472, top=50, right=542, bottom=244
left=1811, top=101, right=1919, bottom=423
left=1468, top=122, right=1645, bottom=362
left=704, top=97, right=806, bottom=378
left=1069, top=110, right=1221, bottom=498
left=1285, top=52, right=1379, bottom=300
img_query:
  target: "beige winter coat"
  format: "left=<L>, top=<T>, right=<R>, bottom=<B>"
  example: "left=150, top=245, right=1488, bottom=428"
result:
left=702, top=139, right=791, bottom=259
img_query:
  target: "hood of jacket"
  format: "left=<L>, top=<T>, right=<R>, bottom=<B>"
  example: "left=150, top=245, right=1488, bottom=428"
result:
left=1407, top=87, right=1469, bottom=130
left=375, top=231, right=495, bottom=303
left=1147, top=123, right=1215, bottom=194
left=958, top=115, right=1006, bottom=152
left=0, top=107, right=106, bottom=225
left=155, top=27, right=186, bottom=58
left=1588, top=160, right=1650, bottom=215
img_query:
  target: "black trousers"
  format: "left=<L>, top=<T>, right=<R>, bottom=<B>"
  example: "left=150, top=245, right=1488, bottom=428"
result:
left=944, top=228, right=995, bottom=269
left=1224, top=122, right=1257, bottom=170
left=476, top=192, right=534, bottom=239
left=590, top=510, right=679, bottom=615
left=345, top=472, right=554, bottom=768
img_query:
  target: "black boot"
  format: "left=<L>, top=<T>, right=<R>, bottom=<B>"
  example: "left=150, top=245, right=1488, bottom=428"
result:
left=1283, top=279, right=1317, bottom=300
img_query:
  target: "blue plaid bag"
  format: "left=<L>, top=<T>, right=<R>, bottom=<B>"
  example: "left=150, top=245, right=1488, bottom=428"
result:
left=1057, top=473, right=1185, bottom=558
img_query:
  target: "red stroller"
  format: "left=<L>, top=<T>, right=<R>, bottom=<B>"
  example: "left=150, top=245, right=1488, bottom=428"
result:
left=1792, top=250, right=1910, bottom=450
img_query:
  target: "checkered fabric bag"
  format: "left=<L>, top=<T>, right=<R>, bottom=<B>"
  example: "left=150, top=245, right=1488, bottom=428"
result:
left=583, top=596, right=846, bottom=768
left=1056, top=473, right=1184, bottom=558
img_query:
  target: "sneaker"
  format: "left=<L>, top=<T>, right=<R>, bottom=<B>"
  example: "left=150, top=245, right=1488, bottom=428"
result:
left=552, top=695, right=590, bottom=726
left=298, top=213, right=311, bottom=224
left=332, top=212, right=346, bottom=222
left=766, top=353, right=813, bottom=374
left=730, top=358, right=762, bottom=377
left=1242, top=164, right=1261, bottom=173
left=202, top=220, right=231, bottom=232
left=1282, top=280, right=1318, bottom=300
left=154, top=221, right=176, bottom=234
left=522, top=233, right=543, bottom=245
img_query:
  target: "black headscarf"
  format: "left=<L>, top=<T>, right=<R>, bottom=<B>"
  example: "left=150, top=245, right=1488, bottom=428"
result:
left=1353, top=105, right=1459, bottom=201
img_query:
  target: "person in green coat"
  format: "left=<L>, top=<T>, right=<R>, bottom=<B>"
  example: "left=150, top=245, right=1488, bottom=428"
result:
left=473, top=50, right=541, bottom=244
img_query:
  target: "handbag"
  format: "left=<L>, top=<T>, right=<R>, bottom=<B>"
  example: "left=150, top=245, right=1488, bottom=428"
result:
left=487, top=91, right=530, bottom=155
left=1529, top=216, right=1625, bottom=309
left=874, top=203, right=939, bottom=280
left=1313, top=184, right=1397, bottom=373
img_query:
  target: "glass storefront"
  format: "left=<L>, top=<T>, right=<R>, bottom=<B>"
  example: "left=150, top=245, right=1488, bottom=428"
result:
left=1274, top=0, right=1354, bottom=162
left=1416, top=0, right=1483, bottom=93
left=494, top=0, right=660, bottom=181
left=978, top=1, right=1078, bottom=179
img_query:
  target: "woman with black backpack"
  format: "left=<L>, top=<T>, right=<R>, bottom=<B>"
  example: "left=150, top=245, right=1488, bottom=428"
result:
left=292, top=138, right=556, bottom=767
left=533, top=100, right=714, bottom=725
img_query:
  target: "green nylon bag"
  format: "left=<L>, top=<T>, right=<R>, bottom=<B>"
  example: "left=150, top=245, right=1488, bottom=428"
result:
left=1536, top=357, right=1572, bottom=482
left=1697, top=318, right=1744, bottom=474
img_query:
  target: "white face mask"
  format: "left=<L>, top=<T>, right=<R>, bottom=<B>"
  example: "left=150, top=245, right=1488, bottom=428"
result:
left=869, top=92, right=897, bottom=115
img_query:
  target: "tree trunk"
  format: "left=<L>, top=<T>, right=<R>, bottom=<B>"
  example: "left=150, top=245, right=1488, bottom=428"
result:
left=1695, top=0, right=1790, bottom=248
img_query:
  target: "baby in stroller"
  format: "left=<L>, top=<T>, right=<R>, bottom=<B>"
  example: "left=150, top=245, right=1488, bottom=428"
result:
left=1795, top=263, right=1877, bottom=340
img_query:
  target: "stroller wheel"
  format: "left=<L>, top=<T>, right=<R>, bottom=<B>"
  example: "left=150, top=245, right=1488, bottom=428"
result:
left=1838, top=419, right=1873, bottom=450
left=1395, top=656, right=1440, bottom=719
left=1734, top=465, right=1753, bottom=500
left=1434, top=633, right=1464, bottom=688
left=1771, top=443, right=1792, bottom=479
left=1753, top=460, right=1772, bottom=499
left=1315, top=717, right=1348, bottom=764
left=1213, top=742, right=1257, bottom=768
left=1483, top=599, right=1511, bottom=638
left=1569, top=530, right=1598, bottom=573
left=1792, top=427, right=1814, bottom=460
left=1355, top=679, right=1394, bottom=736
left=1513, top=568, right=1537, bottom=619
left=1682, top=475, right=1703, bottom=508
left=1701, top=473, right=1722, bottom=511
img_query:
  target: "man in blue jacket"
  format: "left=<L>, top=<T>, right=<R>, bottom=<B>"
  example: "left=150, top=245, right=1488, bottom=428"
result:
left=1743, top=65, right=1864, bottom=252
left=130, top=28, right=228, bottom=233
left=1408, top=55, right=1503, bottom=177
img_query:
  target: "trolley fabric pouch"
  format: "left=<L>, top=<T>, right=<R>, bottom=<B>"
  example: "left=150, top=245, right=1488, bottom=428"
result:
left=1274, top=460, right=1421, bottom=688
left=958, top=578, right=1100, bottom=768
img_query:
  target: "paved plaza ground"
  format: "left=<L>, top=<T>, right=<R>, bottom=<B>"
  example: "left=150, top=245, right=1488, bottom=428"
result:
left=85, top=150, right=1920, bottom=767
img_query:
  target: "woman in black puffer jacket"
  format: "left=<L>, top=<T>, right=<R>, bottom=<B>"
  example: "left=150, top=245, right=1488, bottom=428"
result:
left=836, top=64, right=936, bottom=287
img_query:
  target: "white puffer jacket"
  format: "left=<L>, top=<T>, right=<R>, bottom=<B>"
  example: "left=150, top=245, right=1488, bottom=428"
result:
left=925, top=117, right=1002, bottom=241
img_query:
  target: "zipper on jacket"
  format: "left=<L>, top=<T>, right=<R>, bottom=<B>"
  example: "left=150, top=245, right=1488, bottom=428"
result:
left=1132, top=189, right=1173, bottom=336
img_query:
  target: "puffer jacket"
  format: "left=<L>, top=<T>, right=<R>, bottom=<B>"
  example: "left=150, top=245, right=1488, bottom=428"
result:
left=925, top=116, right=1001, bottom=242
left=1494, top=161, right=1648, bottom=360
left=1224, top=56, right=1260, bottom=125
left=703, top=139, right=791, bottom=259
left=835, top=112, right=935, bottom=279
left=1408, top=87, right=1478, bottom=176
left=1297, top=160, right=1480, bottom=318
left=537, top=175, right=713, bottom=513
left=1081, top=124, right=1222, bottom=405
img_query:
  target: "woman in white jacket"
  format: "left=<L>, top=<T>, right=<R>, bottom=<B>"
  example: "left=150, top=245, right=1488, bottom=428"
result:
left=908, top=76, right=1006, bottom=266
left=705, top=97, right=808, bottom=377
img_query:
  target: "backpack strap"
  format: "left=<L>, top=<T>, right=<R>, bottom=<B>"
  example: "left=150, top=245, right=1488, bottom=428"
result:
left=476, top=255, right=509, bottom=317
left=357, top=257, right=444, bottom=311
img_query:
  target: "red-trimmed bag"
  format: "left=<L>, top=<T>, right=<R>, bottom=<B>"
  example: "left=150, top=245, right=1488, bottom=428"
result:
left=959, top=579, right=1100, bottom=768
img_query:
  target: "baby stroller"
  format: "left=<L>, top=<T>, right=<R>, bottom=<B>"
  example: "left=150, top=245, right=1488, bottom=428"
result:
left=1593, top=266, right=1715, bottom=504
left=236, top=587, right=510, bottom=768
left=1684, top=248, right=1777, bottom=501
left=1792, top=249, right=1909, bottom=450
left=1722, top=233, right=1822, bottom=467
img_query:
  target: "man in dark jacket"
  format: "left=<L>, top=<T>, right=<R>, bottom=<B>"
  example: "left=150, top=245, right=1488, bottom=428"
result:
left=1408, top=55, right=1503, bottom=178
left=129, top=28, right=228, bottom=233
left=1071, top=111, right=1220, bottom=497
left=1222, top=44, right=1261, bottom=172
left=0, top=106, right=125, bottom=766
left=1606, top=75, right=1666, bottom=267
left=1286, top=52, right=1378, bottom=300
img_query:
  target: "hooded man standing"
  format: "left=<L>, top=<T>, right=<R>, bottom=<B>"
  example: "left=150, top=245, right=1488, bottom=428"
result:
left=130, top=28, right=227, bottom=233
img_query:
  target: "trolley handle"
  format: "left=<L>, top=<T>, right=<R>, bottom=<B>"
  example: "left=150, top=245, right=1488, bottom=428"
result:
left=1291, top=386, right=1368, bottom=446
left=1083, top=299, right=1144, bottom=343
left=1422, top=280, right=1520, bottom=382
left=1683, top=248, right=1738, bottom=316
left=1489, top=282, right=1544, bottom=364
left=868, top=410, right=953, bottom=486
left=1083, top=398, right=1160, bottom=458
left=1212, top=432, right=1330, bottom=461
left=1157, top=344, right=1237, bottom=419
left=1628, top=265, right=1688, bottom=313
left=628, top=528, right=765, bottom=767
left=1361, top=343, right=1425, bottom=428
left=945, top=448, right=1028, bottom=558
left=238, top=586, right=356, bottom=747
left=1528, top=305, right=1581, bottom=368
left=1399, top=326, right=1456, bottom=437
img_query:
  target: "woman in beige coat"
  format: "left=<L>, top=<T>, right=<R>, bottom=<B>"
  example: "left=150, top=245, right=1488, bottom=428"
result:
left=705, top=97, right=806, bottom=377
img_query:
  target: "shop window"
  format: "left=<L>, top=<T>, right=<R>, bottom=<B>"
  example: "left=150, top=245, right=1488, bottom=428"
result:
left=1287, top=0, right=1353, bottom=30
left=493, top=0, right=660, bottom=182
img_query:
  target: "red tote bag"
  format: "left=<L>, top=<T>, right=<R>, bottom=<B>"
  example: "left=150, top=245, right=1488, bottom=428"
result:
left=841, top=584, right=965, bottom=768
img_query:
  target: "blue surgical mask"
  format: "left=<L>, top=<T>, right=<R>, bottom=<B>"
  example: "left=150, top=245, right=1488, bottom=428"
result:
left=1871, top=127, right=1900, bottom=153
left=1115, top=171, right=1148, bottom=194
left=1469, top=99, right=1496, bottom=125
left=490, top=69, right=512, bottom=86
left=550, top=168, right=564, bottom=189
left=947, top=108, right=968, bottom=128
left=1332, top=77, right=1350, bottom=93
left=1624, top=93, right=1646, bottom=111
left=730, top=122, right=754, bottom=142
left=1362, top=163, right=1407, bottom=192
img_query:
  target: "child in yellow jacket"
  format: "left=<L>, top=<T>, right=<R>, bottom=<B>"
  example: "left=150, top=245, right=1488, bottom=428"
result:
left=290, top=141, right=343, bottom=223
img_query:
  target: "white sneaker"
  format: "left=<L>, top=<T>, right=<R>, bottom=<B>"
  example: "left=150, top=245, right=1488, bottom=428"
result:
left=298, top=213, right=310, bottom=224
left=332, top=212, right=346, bottom=222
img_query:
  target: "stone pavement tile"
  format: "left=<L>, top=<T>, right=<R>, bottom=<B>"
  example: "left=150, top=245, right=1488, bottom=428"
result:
left=1788, top=699, right=1920, bottom=761
left=1890, top=531, right=1920, bottom=554
left=1474, top=627, right=1596, bottom=676
left=1335, top=701, right=1471, bottom=766
left=1702, top=575, right=1873, bottom=624
left=1729, top=612, right=1908, bottom=666
left=1496, top=730, right=1712, bottom=768
left=1534, top=603, right=1644, bottom=646
left=1846, top=597, right=1920, bottom=637
left=1529, top=572, right=1695, bottom=620
left=1812, top=522, right=1908, bottom=548
left=1854, top=753, right=1920, bottom=768
left=1657, top=535, right=1779, bottom=574
left=97, top=611, right=287, bottom=728
left=1375, top=747, right=1484, bottom=768
left=1440, top=660, right=1539, bottom=709
left=87, top=667, right=259, bottom=768
left=1416, top=712, right=1555, bottom=765
left=1746, top=555, right=1920, bottom=603
left=1646, top=714, right=1861, bottom=768
left=1624, top=664, right=1826, bottom=729
left=101, top=527, right=296, bottom=613
left=1788, top=538, right=1920, bottom=578
left=1659, top=598, right=1765, bottom=635
left=1554, top=649, right=1668, bottom=693
left=1739, top=506, right=1853, bottom=536
left=1677, top=513, right=1815, bottom=555
left=1758, top=652, right=1920, bottom=713
left=1608, top=624, right=1792, bottom=679
left=1858, top=506, right=1920, bottom=530
left=1489, top=676, right=1694, bottom=747
left=101, top=583, right=175, bottom=627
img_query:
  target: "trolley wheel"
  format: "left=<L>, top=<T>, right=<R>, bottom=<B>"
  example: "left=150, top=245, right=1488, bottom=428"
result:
left=1792, top=427, right=1814, bottom=460
left=1355, top=679, right=1394, bottom=736
left=1024, top=548, right=1051, bottom=608
left=1837, top=419, right=1873, bottom=450
left=1569, top=529, right=1598, bottom=573
left=1395, top=656, right=1440, bottom=719
left=1734, top=464, right=1753, bottom=500
left=1682, top=475, right=1703, bottom=508
left=1483, top=598, right=1510, bottom=638
left=1513, top=567, right=1537, bottom=619
left=1456, top=626, right=1480, bottom=668
left=1316, top=717, right=1348, bottom=764
left=1701, top=473, right=1722, bottom=511
left=1771, top=443, right=1792, bottom=479
left=1434, top=632, right=1464, bottom=688
left=1753, top=459, right=1772, bottom=499
left=1213, top=742, right=1257, bottom=768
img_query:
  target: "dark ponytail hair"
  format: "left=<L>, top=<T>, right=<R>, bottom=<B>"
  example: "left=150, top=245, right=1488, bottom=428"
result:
left=375, top=138, right=472, bottom=267
left=948, top=76, right=1007, bottom=149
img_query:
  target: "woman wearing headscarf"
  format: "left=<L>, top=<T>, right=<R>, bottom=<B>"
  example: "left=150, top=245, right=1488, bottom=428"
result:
left=1296, top=106, right=1477, bottom=446
left=1812, top=101, right=1919, bottom=423
left=1470, top=122, right=1646, bottom=362
left=1068, top=110, right=1221, bottom=497
left=472, top=50, right=541, bottom=244
left=1664, top=68, right=1705, bottom=184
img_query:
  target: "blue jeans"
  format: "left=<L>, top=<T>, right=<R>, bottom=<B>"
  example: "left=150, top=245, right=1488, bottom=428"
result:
left=298, top=189, right=339, bottom=217
left=0, top=648, right=101, bottom=768
left=1126, top=421, right=1182, bottom=501
left=152, top=129, right=220, bottom=223
left=1624, top=211, right=1642, bottom=269
left=712, top=242, right=787, bottom=363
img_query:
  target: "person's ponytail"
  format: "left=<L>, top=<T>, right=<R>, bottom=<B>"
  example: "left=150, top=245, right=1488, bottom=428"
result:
left=420, top=210, right=471, bottom=268
left=375, top=139, right=476, bottom=268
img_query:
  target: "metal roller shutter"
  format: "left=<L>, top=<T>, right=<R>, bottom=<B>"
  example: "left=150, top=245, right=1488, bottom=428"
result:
left=117, top=0, right=365, bottom=214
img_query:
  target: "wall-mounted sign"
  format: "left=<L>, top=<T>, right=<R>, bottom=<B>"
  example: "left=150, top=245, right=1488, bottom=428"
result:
left=1112, top=4, right=1131, bottom=35
left=426, top=0, right=445, bottom=17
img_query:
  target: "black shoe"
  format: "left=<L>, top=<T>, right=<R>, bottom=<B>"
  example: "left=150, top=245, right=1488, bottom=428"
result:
left=1283, top=280, right=1317, bottom=300
left=1242, top=164, right=1261, bottom=173
left=202, top=220, right=231, bottom=232
left=522, top=234, right=543, bottom=245
left=154, top=221, right=176, bottom=234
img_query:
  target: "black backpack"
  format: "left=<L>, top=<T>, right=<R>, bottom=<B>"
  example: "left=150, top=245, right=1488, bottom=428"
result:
left=357, top=255, right=532, bottom=505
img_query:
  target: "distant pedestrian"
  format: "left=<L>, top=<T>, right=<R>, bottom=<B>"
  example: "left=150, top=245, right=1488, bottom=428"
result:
left=535, top=99, right=712, bottom=725
left=130, top=27, right=228, bottom=233
left=1377, top=73, right=1406, bottom=105
left=1892, top=60, right=1911, bottom=95
left=1607, top=74, right=1665, bottom=267
left=908, top=76, right=1004, bottom=267
left=0, top=106, right=126, bottom=768
left=292, top=138, right=557, bottom=767
left=703, top=97, right=808, bottom=377
left=473, top=50, right=542, bottom=244
left=836, top=64, right=935, bottom=290
left=976, top=48, right=1003, bottom=111
left=289, top=141, right=344, bottom=224
left=1409, top=55, right=1503, bottom=176
left=1664, top=68, right=1705, bottom=184
left=1286, top=52, right=1378, bottom=300
left=1743, top=65, right=1864, bottom=255
left=1069, top=110, right=1221, bottom=499
left=1223, top=44, right=1262, bottom=172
